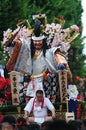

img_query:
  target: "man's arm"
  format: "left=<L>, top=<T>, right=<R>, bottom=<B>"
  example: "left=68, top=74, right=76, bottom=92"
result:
left=24, top=110, right=29, bottom=119
left=51, top=108, right=56, bottom=120
left=24, top=98, right=34, bottom=119
left=45, top=98, right=56, bottom=119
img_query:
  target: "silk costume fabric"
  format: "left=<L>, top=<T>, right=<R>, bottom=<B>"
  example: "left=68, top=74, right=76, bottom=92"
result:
left=5, top=38, right=69, bottom=99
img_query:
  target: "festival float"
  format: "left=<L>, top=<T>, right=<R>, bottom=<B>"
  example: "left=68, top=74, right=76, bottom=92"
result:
left=0, top=13, right=83, bottom=121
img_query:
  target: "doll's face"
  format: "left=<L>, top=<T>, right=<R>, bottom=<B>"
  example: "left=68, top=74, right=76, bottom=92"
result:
left=33, top=40, right=43, bottom=50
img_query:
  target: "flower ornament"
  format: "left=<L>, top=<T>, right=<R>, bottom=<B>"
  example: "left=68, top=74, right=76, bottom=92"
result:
left=2, top=14, right=80, bottom=60
left=16, top=117, right=27, bottom=126
left=3, top=29, right=13, bottom=45
left=2, top=25, right=32, bottom=55
left=76, top=76, right=81, bottom=80
left=51, top=95, right=55, bottom=102
left=16, top=121, right=26, bottom=126
left=70, top=25, right=80, bottom=33
left=13, top=26, right=31, bottom=41
left=68, top=84, right=79, bottom=100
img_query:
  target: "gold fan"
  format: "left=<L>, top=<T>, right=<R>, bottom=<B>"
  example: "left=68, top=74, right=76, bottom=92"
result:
left=17, top=19, right=33, bottom=34
left=62, top=27, right=80, bottom=43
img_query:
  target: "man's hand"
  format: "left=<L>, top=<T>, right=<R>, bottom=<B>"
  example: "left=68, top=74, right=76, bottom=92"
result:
left=52, top=109, right=56, bottom=120
left=24, top=115, right=28, bottom=120
left=24, top=110, right=29, bottom=120
left=52, top=113, right=56, bottom=120
left=24, top=114, right=29, bottom=124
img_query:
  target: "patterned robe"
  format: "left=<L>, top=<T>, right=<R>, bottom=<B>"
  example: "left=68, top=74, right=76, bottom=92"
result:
left=5, top=38, right=71, bottom=102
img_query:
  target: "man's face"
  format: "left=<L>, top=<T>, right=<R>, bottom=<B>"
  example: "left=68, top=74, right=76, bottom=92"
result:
left=33, top=40, right=43, bottom=50
left=36, top=93, right=43, bottom=102
left=1, top=123, right=15, bottom=130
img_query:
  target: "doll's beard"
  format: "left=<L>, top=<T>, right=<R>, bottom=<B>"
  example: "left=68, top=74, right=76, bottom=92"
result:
left=34, top=44, right=43, bottom=50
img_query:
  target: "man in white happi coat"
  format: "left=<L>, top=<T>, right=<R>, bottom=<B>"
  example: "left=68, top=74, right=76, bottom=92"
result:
left=24, top=90, right=56, bottom=124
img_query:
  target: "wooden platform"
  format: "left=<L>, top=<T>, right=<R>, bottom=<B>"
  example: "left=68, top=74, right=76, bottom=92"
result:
left=0, top=102, right=86, bottom=120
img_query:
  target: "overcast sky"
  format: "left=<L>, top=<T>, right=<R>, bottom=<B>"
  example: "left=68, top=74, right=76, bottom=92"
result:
left=81, top=0, right=86, bottom=54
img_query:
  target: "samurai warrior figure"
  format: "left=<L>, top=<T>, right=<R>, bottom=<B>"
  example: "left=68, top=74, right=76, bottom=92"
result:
left=3, top=14, right=80, bottom=102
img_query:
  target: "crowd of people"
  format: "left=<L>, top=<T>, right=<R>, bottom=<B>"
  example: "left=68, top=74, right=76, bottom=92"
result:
left=0, top=115, right=86, bottom=130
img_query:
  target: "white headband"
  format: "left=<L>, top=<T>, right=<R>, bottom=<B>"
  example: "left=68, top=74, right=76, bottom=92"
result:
left=32, top=35, right=45, bottom=40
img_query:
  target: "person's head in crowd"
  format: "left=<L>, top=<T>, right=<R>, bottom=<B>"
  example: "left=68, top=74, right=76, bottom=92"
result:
left=16, top=117, right=40, bottom=130
left=81, top=119, right=86, bottom=130
left=41, top=120, right=68, bottom=130
left=16, top=117, right=28, bottom=130
left=1, top=115, right=16, bottom=130
left=67, top=120, right=82, bottom=130
left=28, top=123, right=40, bottom=130
left=41, top=121, right=52, bottom=130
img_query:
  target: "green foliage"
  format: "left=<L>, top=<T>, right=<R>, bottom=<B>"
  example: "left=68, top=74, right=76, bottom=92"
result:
left=0, top=0, right=26, bottom=40
left=68, top=36, right=86, bottom=79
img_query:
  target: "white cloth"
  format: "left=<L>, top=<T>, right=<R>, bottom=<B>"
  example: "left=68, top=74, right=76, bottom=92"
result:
left=24, top=97, right=55, bottom=117
left=26, top=76, right=44, bottom=97
left=32, top=52, right=47, bottom=75
left=26, top=51, right=47, bottom=97
left=0, top=69, right=4, bottom=77
left=34, top=117, right=44, bottom=124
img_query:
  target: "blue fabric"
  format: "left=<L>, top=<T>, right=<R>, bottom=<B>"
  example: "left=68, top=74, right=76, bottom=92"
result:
left=58, top=64, right=65, bottom=70
left=68, top=99, right=78, bottom=119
